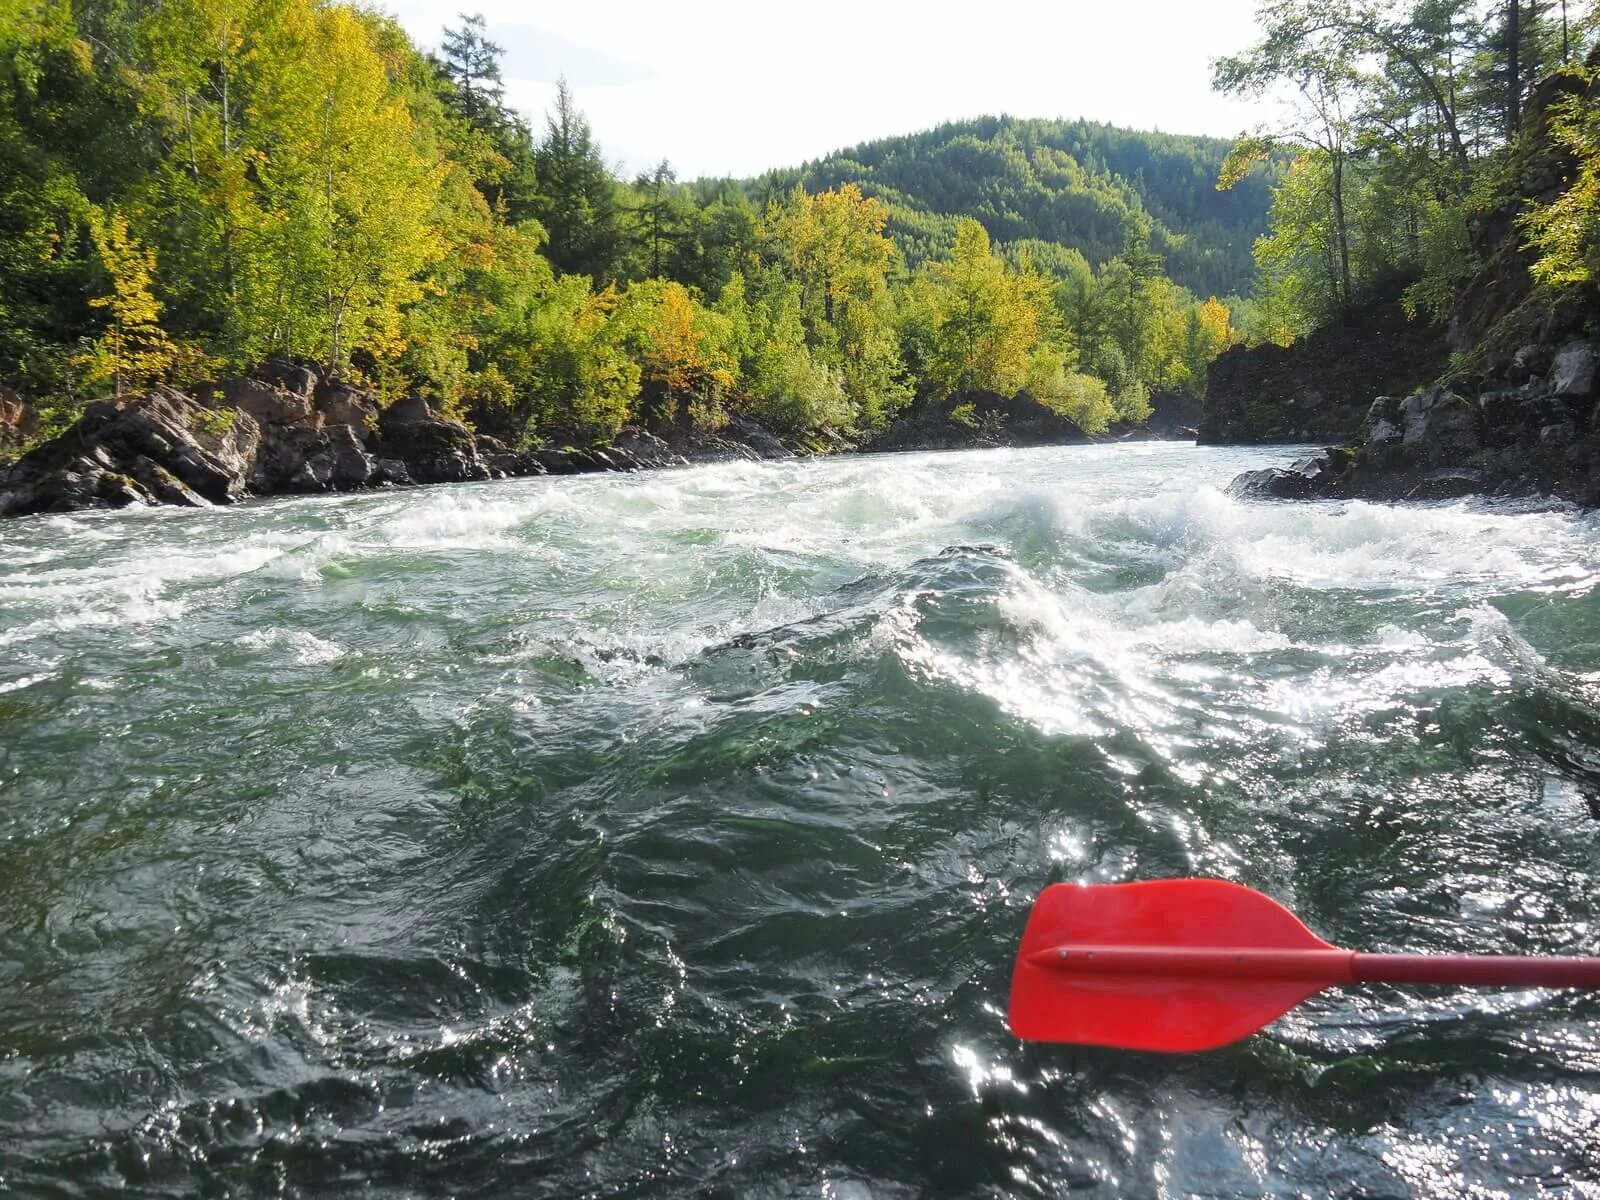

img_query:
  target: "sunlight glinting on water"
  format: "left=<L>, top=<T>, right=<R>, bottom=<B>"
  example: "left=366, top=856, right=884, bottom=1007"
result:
left=0, top=442, right=1597, bottom=1196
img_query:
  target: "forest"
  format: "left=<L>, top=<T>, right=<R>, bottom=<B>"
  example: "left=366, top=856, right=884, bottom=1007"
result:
left=2, top=0, right=1594, bottom=456
left=0, top=1, right=1253, bottom=451
left=757, top=116, right=1280, bottom=298
left=1216, top=0, right=1599, bottom=336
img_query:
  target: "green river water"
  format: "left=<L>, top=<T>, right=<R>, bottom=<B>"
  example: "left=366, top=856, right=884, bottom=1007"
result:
left=1, top=442, right=1597, bottom=1197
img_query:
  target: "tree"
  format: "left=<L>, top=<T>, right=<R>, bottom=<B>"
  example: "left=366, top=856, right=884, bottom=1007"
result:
left=304, top=8, right=449, bottom=373
left=716, top=268, right=850, bottom=435
left=632, top=159, right=686, bottom=278
left=926, top=218, right=1043, bottom=397
left=432, top=15, right=536, bottom=222
left=622, top=279, right=736, bottom=430
left=76, top=208, right=178, bottom=395
left=1215, top=0, right=1370, bottom=314
left=1523, top=54, right=1600, bottom=285
left=767, top=184, right=893, bottom=332
left=134, top=0, right=454, bottom=372
left=0, top=0, right=104, bottom=392
left=1178, top=297, right=1235, bottom=396
left=1099, top=213, right=1167, bottom=382
left=439, top=13, right=503, bottom=129
left=1026, top=347, right=1114, bottom=433
left=763, top=184, right=907, bottom=428
left=532, top=79, right=621, bottom=280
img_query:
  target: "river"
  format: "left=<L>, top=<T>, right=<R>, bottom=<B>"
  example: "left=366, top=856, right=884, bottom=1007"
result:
left=1, top=442, right=1597, bottom=1197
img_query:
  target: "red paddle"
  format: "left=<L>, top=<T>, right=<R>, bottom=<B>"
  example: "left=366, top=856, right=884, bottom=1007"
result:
left=1009, top=879, right=1600, bottom=1052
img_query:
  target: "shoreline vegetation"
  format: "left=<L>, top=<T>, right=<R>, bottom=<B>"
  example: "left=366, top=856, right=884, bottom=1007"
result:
left=2, top=2, right=1597, bottom=517
left=1200, top=2, right=1599, bottom=506
left=0, top=0, right=1254, bottom=502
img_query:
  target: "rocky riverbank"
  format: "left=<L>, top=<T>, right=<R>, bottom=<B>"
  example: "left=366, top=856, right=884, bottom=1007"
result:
left=0, top=364, right=794, bottom=519
left=1232, top=339, right=1598, bottom=505
left=1214, top=60, right=1599, bottom=508
left=2, top=361, right=1203, bottom=519
left=864, top=389, right=1091, bottom=453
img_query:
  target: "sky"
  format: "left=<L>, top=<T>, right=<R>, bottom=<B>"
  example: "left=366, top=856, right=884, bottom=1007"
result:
left=386, top=0, right=1270, bottom=179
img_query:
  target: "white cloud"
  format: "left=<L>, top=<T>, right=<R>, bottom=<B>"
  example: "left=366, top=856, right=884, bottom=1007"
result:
left=393, top=0, right=1268, bottom=177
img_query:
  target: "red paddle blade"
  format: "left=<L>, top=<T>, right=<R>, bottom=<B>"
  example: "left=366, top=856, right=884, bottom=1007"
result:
left=1009, top=879, right=1345, bottom=1052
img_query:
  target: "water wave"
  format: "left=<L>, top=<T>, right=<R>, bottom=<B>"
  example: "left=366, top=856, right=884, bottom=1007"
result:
left=1, top=444, right=1597, bottom=1198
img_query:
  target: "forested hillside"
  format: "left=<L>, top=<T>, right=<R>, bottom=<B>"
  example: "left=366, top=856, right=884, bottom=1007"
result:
left=1213, top=0, right=1599, bottom=341
left=1209, top=0, right=1600, bottom=506
left=748, top=118, right=1281, bottom=298
left=0, top=1, right=1260, bottom=459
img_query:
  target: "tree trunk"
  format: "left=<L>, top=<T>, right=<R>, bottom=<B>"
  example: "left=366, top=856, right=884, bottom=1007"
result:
left=1330, top=154, right=1353, bottom=315
left=220, top=62, right=235, bottom=303
left=1507, top=0, right=1522, bottom=138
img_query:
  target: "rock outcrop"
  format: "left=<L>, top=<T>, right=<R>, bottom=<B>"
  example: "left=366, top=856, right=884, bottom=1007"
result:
left=0, top=390, right=262, bottom=516
left=0, top=374, right=800, bottom=518
left=1199, top=294, right=1451, bottom=445
left=1233, top=342, right=1600, bottom=505
left=868, top=390, right=1090, bottom=453
left=375, top=402, right=489, bottom=485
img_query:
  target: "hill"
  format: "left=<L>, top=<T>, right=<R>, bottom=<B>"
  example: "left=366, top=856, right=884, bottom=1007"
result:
left=737, top=117, right=1281, bottom=297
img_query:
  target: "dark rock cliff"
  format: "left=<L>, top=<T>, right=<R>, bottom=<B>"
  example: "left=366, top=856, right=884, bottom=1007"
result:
left=1199, top=294, right=1450, bottom=445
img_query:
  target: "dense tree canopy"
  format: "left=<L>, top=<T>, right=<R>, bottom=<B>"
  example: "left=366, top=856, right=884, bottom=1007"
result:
left=755, top=117, right=1283, bottom=299
left=1216, top=0, right=1600, bottom=335
left=0, top=0, right=1262, bottom=451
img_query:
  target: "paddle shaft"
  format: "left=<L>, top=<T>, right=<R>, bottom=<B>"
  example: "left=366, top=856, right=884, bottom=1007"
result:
left=1028, top=945, right=1600, bottom=989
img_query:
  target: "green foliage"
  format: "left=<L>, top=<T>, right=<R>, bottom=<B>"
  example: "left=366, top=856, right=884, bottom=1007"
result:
left=1027, top=350, right=1114, bottom=434
left=924, top=218, right=1043, bottom=397
left=1177, top=297, right=1236, bottom=396
left=1252, top=153, right=1348, bottom=331
left=466, top=232, right=640, bottom=445
left=1217, top=0, right=1600, bottom=339
left=614, top=278, right=738, bottom=432
left=1523, top=61, right=1600, bottom=285
left=1112, top=378, right=1153, bottom=424
left=75, top=208, right=181, bottom=396
left=0, top=3, right=1252, bottom=444
left=0, top=1, right=110, bottom=393
left=717, top=268, right=851, bottom=435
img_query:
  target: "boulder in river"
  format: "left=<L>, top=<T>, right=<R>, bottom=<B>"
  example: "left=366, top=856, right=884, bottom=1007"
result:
left=0, top=390, right=262, bottom=517
left=375, top=403, right=491, bottom=484
left=1397, top=386, right=1482, bottom=465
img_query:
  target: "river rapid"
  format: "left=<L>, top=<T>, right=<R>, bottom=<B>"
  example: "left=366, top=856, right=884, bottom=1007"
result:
left=1, top=442, right=1598, bottom=1197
